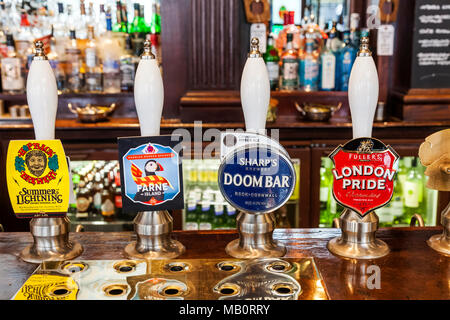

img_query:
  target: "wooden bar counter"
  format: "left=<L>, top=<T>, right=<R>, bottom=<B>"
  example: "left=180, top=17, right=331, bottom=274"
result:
left=0, top=227, right=448, bottom=300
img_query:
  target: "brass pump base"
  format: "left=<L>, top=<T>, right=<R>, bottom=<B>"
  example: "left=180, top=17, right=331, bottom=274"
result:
left=427, top=203, right=450, bottom=256
left=327, top=209, right=389, bottom=260
left=20, top=217, right=83, bottom=264
left=226, top=211, right=286, bottom=259
left=124, top=210, right=185, bottom=259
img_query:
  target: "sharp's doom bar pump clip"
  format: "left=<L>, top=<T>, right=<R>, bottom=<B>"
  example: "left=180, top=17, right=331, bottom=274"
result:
left=121, top=40, right=185, bottom=259
left=6, top=41, right=82, bottom=263
left=218, top=38, right=296, bottom=258
left=419, top=129, right=450, bottom=256
left=327, top=37, right=395, bottom=260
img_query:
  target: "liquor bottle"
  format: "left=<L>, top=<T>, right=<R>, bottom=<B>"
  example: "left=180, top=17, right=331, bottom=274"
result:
left=400, top=157, right=425, bottom=225
left=319, top=37, right=337, bottom=91
left=47, top=27, right=66, bottom=93
left=212, top=203, right=225, bottom=230
left=85, top=25, right=102, bottom=93
left=97, top=4, right=107, bottom=36
left=130, top=3, right=147, bottom=55
left=121, top=3, right=129, bottom=33
left=77, top=0, right=88, bottom=40
left=338, top=31, right=357, bottom=91
left=101, top=11, right=121, bottom=93
left=119, top=35, right=137, bottom=92
left=199, top=200, right=213, bottom=230
left=1, top=34, right=24, bottom=93
left=76, top=180, right=91, bottom=219
left=349, top=13, right=361, bottom=48
left=65, top=29, right=83, bottom=93
left=225, top=204, right=237, bottom=228
left=328, top=21, right=342, bottom=54
left=101, top=177, right=115, bottom=221
left=280, top=33, right=299, bottom=90
left=53, top=2, right=67, bottom=39
left=185, top=199, right=199, bottom=230
left=149, top=2, right=161, bottom=64
left=319, top=159, right=330, bottom=226
left=275, top=11, right=301, bottom=52
left=301, top=38, right=319, bottom=92
left=114, top=170, right=123, bottom=218
left=263, top=34, right=280, bottom=90
left=113, top=1, right=124, bottom=33
left=92, top=172, right=103, bottom=215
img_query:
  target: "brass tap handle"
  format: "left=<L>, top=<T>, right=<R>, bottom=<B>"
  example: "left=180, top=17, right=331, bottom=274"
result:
left=75, top=224, right=85, bottom=232
left=248, top=37, right=262, bottom=58
left=410, top=214, right=425, bottom=227
left=141, top=40, right=155, bottom=60
left=33, top=40, right=47, bottom=60
left=357, top=36, right=372, bottom=57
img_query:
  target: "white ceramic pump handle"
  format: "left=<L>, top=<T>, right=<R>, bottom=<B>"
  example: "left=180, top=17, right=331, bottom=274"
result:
left=26, top=41, right=58, bottom=140
left=240, top=38, right=271, bottom=134
left=134, top=40, right=164, bottom=137
left=348, top=37, right=379, bottom=139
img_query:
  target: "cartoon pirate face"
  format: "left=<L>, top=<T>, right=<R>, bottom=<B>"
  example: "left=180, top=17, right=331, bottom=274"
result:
left=25, top=150, right=47, bottom=177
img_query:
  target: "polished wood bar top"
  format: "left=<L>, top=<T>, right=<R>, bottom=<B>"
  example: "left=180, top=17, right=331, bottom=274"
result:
left=0, top=227, right=448, bottom=300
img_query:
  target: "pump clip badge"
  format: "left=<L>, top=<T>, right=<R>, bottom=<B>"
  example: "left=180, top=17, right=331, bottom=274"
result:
left=118, top=135, right=183, bottom=213
left=329, top=137, right=399, bottom=217
left=6, top=140, right=70, bottom=218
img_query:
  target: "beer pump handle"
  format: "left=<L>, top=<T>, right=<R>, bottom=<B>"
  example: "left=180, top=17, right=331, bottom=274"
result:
left=26, top=41, right=58, bottom=140
left=240, top=37, right=270, bottom=134
left=348, top=36, right=379, bottom=139
left=134, top=40, right=164, bottom=136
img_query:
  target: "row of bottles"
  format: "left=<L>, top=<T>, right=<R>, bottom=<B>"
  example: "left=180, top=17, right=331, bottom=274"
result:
left=319, top=157, right=438, bottom=228
left=264, top=11, right=360, bottom=92
left=0, top=0, right=161, bottom=94
left=69, top=160, right=124, bottom=222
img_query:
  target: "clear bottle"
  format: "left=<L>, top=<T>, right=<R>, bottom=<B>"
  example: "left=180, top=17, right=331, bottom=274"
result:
left=101, top=177, right=115, bottom=221
left=1, top=34, right=24, bottom=93
left=264, top=34, right=280, bottom=90
left=225, top=204, right=237, bottom=228
left=319, top=37, right=336, bottom=91
left=119, top=35, right=138, bottom=92
left=53, top=2, right=67, bottom=39
left=65, top=29, right=83, bottom=93
left=77, top=0, right=88, bottom=40
left=84, top=25, right=103, bottom=93
left=337, top=31, right=357, bottom=91
left=212, top=203, right=225, bottom=230
left=76, top=180, right=91, bottom=219
left=301, top=38, right=319, bottom=92
left=398, top=157, right=425, bottom=225
left=280, top=33, right=299, bottom=90
left=97, top=4, right=107, bottom=37
left=185, top=198, right=199, bottom=230
left=275, top=11, right=301, bottom=53
left=47, top=27, right=66, bottom=93
left=92, top=172, right=103, bottom=215
left=101, top=10, right=121, bottom=93
left=328, top=21, right=343, bottom=54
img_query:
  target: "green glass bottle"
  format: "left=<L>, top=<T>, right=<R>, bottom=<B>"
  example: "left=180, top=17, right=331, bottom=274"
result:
left=185, top=199, right=199, bottom=230
left=212, top=203, right=225, bottom=230
left=319, top=158, right=330, bottom=227
left=263, top=33, right=280, bottom=90
left=199, top=200, right=213, bottom=230
left=225, top=204, right=237, bottom=228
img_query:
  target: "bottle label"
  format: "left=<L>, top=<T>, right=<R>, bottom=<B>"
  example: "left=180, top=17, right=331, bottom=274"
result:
left=1, top=58, right=23, bottom=90
left=85, top=48, right=97, bottom=68
left=101, top=199, right=115, bottom=216
left=185, top=222, right=198, bottom=230
left=114, top=195, right=122, bottom=208
left=103, top=60, right=120, bottom=73
left=282, top=59, right=298, bottom=80
left=120, top=62, right=135, bottom=85
left=321, top=54, right=336, bottom=89
left=93, top=192, right=102, bottom=209
left=266, top=61, right=279, bottom=81
left=304, top=59, right=319, bottom=86
left=404, top=181, right=419, bottom=208
left=319, top=187, right=329, bottom=202
left=76, top=197, right=90, bottom=212
left=199, top=222, right=212, bottom=230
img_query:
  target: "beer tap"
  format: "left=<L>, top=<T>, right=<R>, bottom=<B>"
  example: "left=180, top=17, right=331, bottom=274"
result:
left=327, top=37, right=390, bottom=259
left=124, top=40, right=185, bottom=259
left=20, top=41, right=83, bottom=263
left=221, top=38, right=294, bottom=258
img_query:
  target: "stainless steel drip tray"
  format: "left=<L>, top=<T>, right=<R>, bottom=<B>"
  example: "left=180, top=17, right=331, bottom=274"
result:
left=12, top=258, right=329, bottom=300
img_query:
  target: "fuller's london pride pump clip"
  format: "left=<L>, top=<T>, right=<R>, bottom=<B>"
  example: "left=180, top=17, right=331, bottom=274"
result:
left=329, top=137, right=399, bottom=217
left=6, top=140, right=70, bottom=218
left=118, top=135, right=184, bottom=213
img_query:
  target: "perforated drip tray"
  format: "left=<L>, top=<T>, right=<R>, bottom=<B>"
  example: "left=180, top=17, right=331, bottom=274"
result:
left=12, top=258, right=329, bottom=300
